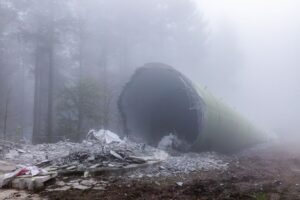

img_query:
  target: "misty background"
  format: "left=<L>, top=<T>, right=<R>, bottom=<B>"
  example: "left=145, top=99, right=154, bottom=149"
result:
left=0, top=0, right=299, bottom=143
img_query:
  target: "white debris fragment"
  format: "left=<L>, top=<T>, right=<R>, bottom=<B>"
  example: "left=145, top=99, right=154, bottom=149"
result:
left=87, top=129, right=122, bottom=144
left=72, top=182, right=90, bottom=190
left=26, top=166, right=41, bottom=176
left=157, top=134, right=177, bottom=150
left=66, top=166, right=76, bottom=170
left=152, top=151, right=169, bottom=161
left=84, top=171, right=90, bottom=178
left=110, top=150, right=123, bottom=160
left=80, top=179, right=96, bottom=187
left=17, top=149, right=26, bottom=153
left=176, top=182, right=183, bottom=186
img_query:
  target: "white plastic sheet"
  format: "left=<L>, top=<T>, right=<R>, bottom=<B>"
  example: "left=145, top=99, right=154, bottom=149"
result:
left=87, top=129, right=122, bottom=144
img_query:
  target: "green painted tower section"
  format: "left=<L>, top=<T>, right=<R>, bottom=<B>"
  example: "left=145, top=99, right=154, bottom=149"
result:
left=190, top=83, right=265, bottom=152
left=119, top=63, right=267, bottom=153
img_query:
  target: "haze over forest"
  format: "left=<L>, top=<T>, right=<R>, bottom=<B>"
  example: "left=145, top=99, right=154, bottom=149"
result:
left=0, top=0, right=299, bottom=143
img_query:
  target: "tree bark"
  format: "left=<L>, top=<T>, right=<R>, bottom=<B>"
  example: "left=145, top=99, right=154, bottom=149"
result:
left=32, top=43, right=42, bottom=144
left=3, top=88, right=11, bottom=139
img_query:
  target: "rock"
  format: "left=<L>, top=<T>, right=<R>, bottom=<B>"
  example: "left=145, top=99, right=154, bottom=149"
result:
left=80, top=179, right=96, bottom=187
left=68, top=180, right=79, bottom=184
left=56, top=181, right=65, bottom=187
left=72, top=182, right=90, bottom=190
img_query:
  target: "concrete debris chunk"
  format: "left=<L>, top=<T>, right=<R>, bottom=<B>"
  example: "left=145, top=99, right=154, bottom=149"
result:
left=55, top=181, right=65, bottom=187
left=90, top=164, right=101, bottom=169
left=176, top=182, right=184, bottom=186
left=80, top=179, right=96, bottom=187
left=84, top=171, right=90, bottom=178
left=72, top=182, right=90, bottom=190
left=66, top=166, right=76, bottom=170
left=0, top=129, right=229, bottom=193
left=110, top=150, right=123, bottom=160
left=0, top=168, right=23, bottom=188
left=87, top=129, right=122, bottom=144
left=11, top=173, right=57, bottom=190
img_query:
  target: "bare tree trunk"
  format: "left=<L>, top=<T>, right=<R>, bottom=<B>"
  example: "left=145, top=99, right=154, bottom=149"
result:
left=33, top=3, right=55, bottom=144
left=101, top=45, right=109, bottom=129
left=18, top=34, right=25, bottom=139
left=76, top=109, right=82, bottom=141
left=3, top=88, right=11, bottom=139
left=76, top=21, right=85, bottom=141
left=47, top=45, right=54, bottom=143
left=32, top=44, right=42, bottom=144
left=46, top=2, right=55, bottom=143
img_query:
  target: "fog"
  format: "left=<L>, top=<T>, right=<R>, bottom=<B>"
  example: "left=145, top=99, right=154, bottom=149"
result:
left=0, top=0, right=299, bottom=143
left=197, top=0, right=300, bottom=137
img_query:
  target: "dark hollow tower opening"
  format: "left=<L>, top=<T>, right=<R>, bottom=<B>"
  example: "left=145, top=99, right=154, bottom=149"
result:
left=119, top=64, right=202, bottom=149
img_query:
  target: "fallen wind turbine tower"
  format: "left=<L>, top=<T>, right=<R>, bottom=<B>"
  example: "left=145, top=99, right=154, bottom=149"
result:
left=119, top=63, right=266, bottom=153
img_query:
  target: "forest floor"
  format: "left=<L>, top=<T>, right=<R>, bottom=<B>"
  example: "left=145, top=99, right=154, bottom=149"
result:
left=2, top=140, right=300, bottom=200
left=39, top=141, right=300, bottom=200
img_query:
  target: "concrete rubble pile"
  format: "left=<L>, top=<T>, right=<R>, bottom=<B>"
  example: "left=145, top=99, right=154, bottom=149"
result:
left=0, top=130, right=229, bottom=191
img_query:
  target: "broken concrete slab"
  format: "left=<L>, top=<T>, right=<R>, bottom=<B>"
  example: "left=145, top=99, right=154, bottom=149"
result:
left=55, top=180, right=66, bottom=187
left=11, top=173, right=57, bottom=190
left=80, top=179, right=97, bottom=187
left=72, top=182, right=90, bottom=190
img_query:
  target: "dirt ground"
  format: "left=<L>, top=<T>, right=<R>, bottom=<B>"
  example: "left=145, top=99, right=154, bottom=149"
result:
left=37, top=142, right=300, bottom=200
left=3, top=141, right=300, bottom=200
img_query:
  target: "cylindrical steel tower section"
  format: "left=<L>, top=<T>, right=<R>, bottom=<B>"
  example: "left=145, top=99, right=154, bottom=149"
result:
left=119, top=63, right=266, bottom=153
